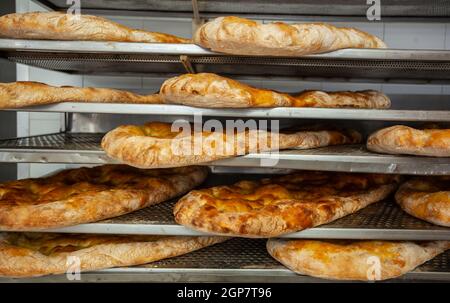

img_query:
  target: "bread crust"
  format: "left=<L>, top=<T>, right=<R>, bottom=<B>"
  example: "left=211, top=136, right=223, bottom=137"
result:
left=194, top=16, right=386, bottom=56
left=101, top=122, right=361, bottom=168
left=0, top=233, right=228, bottom=278
left=0, top=12, right=189, bottom=43
left=174, top=172, right=401, bottom=237
left=160, top=73, right=391, bottom=108
left=267, top=239, right=450, bottom=281
left=395, top=177, right=450, bottom=227
left=0, top=82, right=161, bottom=109
left=367, top=125, right=450, bottom=157
left=0, top=165, right=207, bottom=230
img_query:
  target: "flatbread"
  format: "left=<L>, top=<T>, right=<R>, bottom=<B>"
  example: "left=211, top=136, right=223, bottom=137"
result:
left=0, top=12, right=189, bottom=43
left=160, top=73, right=390, bottom=108
left=194, top=16, right=386, bottom=56
left=101, top=122, right=361, bottom=168
left=367, top=125, right=450, bottom=157
left=395, top=177, right=450, bottom=227
left=0, top=82, right=161, bottom=109
left=267, top=238, right=450, bottom=281
left=0, top=232, right=228, bottom=278
left=174, top=171, right=401, bottom=237
left=0, top=165, right=207, bottom=230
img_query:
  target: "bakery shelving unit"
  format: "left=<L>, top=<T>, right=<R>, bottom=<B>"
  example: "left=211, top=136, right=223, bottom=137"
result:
left=0, top=0, right=449, bottom=282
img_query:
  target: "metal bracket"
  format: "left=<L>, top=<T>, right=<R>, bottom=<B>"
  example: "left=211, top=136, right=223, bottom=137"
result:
left=191, top=0, right=205, bottom=33
left=180, top=55, right=196, bottom=73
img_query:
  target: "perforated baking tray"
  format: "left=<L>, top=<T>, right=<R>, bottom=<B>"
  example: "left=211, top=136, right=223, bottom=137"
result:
left=12, top=198, right=444, bottom=241
left=9, top=103, right=450, bottom=122
left=0, top=133, right=448, bottom=175
left=3, top=39, right=450, bottom=81
left=3, top=238, right=449, bottom=282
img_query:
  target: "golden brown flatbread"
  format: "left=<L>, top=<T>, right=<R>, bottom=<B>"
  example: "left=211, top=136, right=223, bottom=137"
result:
left=194, top=16, right=386, bottom=56
left=0, top=12, right=189, bottom=43
left=160, top=73, right=390, bottom=108
left=267, top=238, right=450, bottom=281
left=174, top=171, right=401, bottom=237
left=395, top=177, right=450, bottom=227
left=101, top=122, right=361, bottom=168
left=0, top=232, right=228, bottom=278
left=367, top=125, right=450, bottom=157
left=0, top=165, right=207, bottom=230
left=0, top=82, right=161, bottom=109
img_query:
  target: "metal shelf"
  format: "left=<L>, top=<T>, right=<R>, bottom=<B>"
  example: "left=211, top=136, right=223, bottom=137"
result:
left=3, top=198, right=443, bottom=241
left=3, top=39, right=450, bottom=81
left=8, top=103, right=450, bottom=122
left=0, top=133, right=448, bottom=175
left=2, top=238, right=448, bottom=282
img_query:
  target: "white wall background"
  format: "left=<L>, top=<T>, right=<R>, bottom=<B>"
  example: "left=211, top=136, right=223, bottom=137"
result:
left=14, top=0, right=450, bottom=178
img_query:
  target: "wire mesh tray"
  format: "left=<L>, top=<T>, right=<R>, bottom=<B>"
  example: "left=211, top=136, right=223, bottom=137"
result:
left=3, top=238, right=449, bottom=283
left=0, top=133, right=448, bottom=175
left=25, top=198, right=448, bottom=241
left=4, top=40, right=450, bottom=81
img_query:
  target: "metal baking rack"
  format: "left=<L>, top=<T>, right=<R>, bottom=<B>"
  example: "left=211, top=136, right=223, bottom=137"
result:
left=20, top=199, right=447, bottom=241
left=3, top=39, right=450, bottom=81
left=0, top=1, right=449, bottom=282
left=2, top=238, right=448, bottom=282
left=0, top=133, right=448, bottom=174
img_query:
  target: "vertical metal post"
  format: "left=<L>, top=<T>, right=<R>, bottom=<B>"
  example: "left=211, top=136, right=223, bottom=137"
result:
left=191, top=0, right=204, bottom=33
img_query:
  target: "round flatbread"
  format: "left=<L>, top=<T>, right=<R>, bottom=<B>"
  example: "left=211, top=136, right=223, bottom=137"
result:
left=174, top=172, right=401, bottom=237
left=194, top=16, right=386, bottom=56
left=0, top=165, right=207, bottom=230
left=160, top=73, right=390, bottom=108
left=101, top=122, right=361, bottom=169
left=267, top=238, right=450, bottom=281
left=0, top=232, right=228, bottom=278
left=395, top=177, right=450, bottom=227
left=367, top=125, right=450, bottom=157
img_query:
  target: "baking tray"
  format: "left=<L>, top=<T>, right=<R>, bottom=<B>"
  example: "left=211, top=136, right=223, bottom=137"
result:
left=2, top=238, right=448, bottom=282
left=0, top=133, right=448, bottom=175
left=4, top=40, right=450, bottom=81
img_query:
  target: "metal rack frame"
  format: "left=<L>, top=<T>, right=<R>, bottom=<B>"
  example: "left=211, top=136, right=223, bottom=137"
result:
left=22, top=200, right=449, bottom=241
left=0, top=133, right=448, bottom=175
left=1, top=3, right=450, bottom=282
left=2, top=238, right=449, bottom=283
left=4, top=40, right=450, bottom=81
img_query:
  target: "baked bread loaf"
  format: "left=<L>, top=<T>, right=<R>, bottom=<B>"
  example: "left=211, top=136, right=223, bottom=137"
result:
left=0, top=232, right=228, bottom=277
left=267, top=238, right=450, bottom=281
left=0, top=165, right=207, bottom=230
left=160, top=73, right=390, bottom=108
left=194, top=16, right=386, bottom=56
left=0, top=12, right=189, bottom=43
left=367, top=125, right=450, bottom=157
left=101, top=122, right=361, bottom=168
left=174, top=172, right=400, bottom=237
left=0, top=82, right=161, bottom=109
left=395, top=177, right=449, bottom=227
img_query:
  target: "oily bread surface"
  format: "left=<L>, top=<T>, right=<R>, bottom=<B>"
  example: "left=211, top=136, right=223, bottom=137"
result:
left=101, top=122, right=362, bottom=168
left=395, top=177, right=450, bottom=227
left=0, top=232, right=228, bottom=277
left=0, top=82, right=161, bottom=109
left=267, top=239, right=450, bottom=281
left=367, top=125, right=450, bottom=157
left=0, top=12, right=189, bottom=43
left=160, top=73, right=391, bottom=108
left=174, top=172, right=401, bottom=237
left=0, top=165, right=207, bottom=230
